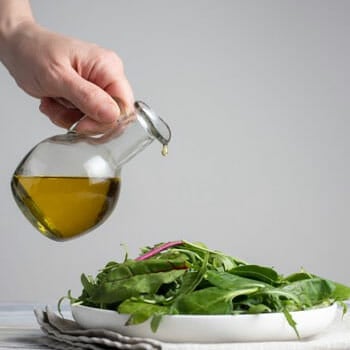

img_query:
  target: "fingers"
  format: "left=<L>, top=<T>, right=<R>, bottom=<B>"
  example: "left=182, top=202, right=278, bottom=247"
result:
left=73, top=117, right=117, bottom=135
left=41, top=47, right=135, bottom=133
left=53, top=97, right=76, bottom=109
left=39, top=97, right=83, bottom=129
left=58, top=68, right=123, bottom=125
left=83, top=50, right=135, bottom=115
left=106, top=78, right=134, bottom=116
left=39, top=97, right=118, bottom=134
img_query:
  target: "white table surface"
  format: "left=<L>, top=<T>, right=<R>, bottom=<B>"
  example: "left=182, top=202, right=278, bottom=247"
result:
left=1, top=303, right=350, bottom=350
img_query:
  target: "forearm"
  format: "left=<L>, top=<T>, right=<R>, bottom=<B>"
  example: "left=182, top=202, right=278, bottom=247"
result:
left=0, top=0, right=34, bottom=53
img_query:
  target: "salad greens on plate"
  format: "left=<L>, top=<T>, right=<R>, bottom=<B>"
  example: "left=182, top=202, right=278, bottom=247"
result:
left=60, top=240, right=350, bottom=336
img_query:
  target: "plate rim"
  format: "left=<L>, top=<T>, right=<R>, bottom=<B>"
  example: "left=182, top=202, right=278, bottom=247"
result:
left=71, top=302, right=339, bottom=342
left=71, top=301, right=338, bottom=318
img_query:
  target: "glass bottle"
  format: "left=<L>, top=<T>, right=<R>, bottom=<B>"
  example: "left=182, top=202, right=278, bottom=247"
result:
left=11, top=101, right=171, bottom=241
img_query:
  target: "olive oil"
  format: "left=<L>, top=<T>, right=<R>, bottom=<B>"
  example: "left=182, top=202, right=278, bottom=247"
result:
left=11, top=175, right=121, bottom=241
left=161, top=144, right=168, bottom=157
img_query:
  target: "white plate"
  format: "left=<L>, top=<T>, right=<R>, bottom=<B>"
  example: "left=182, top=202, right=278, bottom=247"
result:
left=71, top=303, right=338, bottom=343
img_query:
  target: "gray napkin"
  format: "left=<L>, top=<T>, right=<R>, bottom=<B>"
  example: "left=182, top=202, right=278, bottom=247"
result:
left=34, top=307, right=162, bottom=350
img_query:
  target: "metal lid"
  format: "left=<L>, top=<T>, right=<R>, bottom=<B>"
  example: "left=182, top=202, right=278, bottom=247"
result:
left=135, top=101, right=171, bottom=146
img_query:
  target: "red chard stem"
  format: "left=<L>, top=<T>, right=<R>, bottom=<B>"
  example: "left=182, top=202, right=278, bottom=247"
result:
left=135, top=240, right=184, bottom=261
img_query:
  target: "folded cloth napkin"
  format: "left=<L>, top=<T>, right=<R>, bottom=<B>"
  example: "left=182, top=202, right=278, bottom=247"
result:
left=34, top=307, right=162, bottom=350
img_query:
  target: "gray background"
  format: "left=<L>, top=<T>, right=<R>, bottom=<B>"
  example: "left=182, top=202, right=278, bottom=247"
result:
left=0, top=0, right=349, bottom=303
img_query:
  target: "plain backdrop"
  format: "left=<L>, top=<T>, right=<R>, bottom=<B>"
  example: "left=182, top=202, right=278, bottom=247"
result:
left=0, top=0, right=349, bottom=303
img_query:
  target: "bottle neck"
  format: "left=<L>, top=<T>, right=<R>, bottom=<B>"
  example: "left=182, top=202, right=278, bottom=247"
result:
left=107, top=101, right=171, bottom=169
left=106, top=117, right=154, bottom=170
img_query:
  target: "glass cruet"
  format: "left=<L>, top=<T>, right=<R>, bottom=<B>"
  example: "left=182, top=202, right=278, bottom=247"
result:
left=11, top=101, right=171, bottom=241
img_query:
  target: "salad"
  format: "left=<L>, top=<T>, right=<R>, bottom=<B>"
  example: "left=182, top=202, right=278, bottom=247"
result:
left=61, top=240, right=350, bottom=336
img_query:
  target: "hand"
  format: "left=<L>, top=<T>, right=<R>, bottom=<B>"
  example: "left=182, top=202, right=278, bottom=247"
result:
left=0, top=21, right=134, bottom=134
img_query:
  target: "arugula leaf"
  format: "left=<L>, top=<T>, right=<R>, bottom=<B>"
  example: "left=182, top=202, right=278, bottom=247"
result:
left=283, top=308, right=300, bottom=339
left=118, top=299, right=170, bottom=328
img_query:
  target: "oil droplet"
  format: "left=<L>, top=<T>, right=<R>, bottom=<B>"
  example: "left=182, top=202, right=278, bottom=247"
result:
left=161, top=144, right=168, bottom=157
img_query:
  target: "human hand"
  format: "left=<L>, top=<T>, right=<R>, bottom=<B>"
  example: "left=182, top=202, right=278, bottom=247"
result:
left=0, top=21, right=134, bottom=134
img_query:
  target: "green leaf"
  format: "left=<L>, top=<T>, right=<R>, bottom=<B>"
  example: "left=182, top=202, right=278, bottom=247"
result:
left=336, top=300, right=348, bottom=317
left=212, top=255, right=236, bottom=271
left=247, top=304, right=272, bottom=314
left=283, top=309, right=300, bottom=339
left=57, top=290, right=78, bottom=317
left=105, top=255, right=189, bottom=282
left=90, top=269, right=186, bottom=303
left=330, top=281, right=350, bottom=301
left=118, top=299, right=169, bottom=327
left=230, top=265, right=280, bottom=285
left=176, top=286, right=259, bottom=314
left=285, top=272, right=312, bottom=283
left=281, top=278, right=335, bottom=307
left=257, top=288, right=301, bottom=306
left=176, top=253, right=209, bottom=296
left=205, top=270, right=268, bottom=290
left=182, top=241, right=247, bottom=266
left=81, top=274, right=96, bottom=296
left=151, top=314, right=163, bottom=332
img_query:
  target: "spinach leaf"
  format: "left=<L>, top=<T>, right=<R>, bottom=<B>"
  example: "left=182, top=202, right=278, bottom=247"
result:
left=84, top=269, right=186, bottom=304
left=281, top=278, right=335, bottom=307
left=176, top=286, right=259, bottom=314
left=285, top=272, right=312, bottom=282
left=104, top=255, right=189, bottom=282
left=329, top=281, right=350, bottom=301
left=205, top=270, right=269, bottom=290
left=230, top=265, right=281, bottom=286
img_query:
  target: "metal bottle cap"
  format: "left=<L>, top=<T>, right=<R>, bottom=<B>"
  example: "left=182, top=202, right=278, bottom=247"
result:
left=135, top=101, right=171, bottom=146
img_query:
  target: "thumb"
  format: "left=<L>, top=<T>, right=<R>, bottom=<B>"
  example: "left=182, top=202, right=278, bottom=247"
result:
left=58, top=68, right=121, bottom=124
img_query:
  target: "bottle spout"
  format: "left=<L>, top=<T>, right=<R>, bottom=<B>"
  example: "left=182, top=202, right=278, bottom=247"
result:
left=135, top=101, right=172, bottom=150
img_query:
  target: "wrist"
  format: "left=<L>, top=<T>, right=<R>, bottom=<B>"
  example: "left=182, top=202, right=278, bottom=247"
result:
left=0, top=0, right=35, bottom=57
left=0, top=16, right=35, bottom=45
left=0, top=17, right=36, bottom=67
